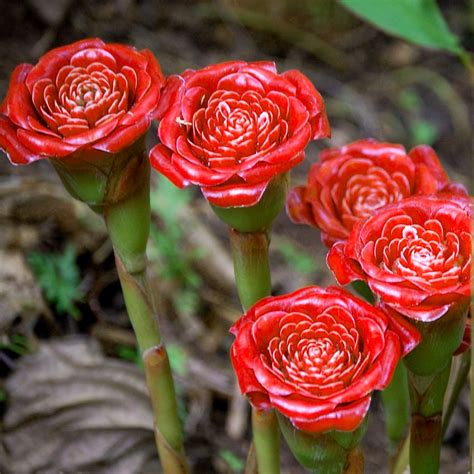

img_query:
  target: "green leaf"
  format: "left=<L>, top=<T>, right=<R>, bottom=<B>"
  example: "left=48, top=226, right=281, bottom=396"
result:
left=338, top=0, right=463, bottom=54
left=219, top=449, right=245, bottom=473
left=28, top=244, right=84, bottom=319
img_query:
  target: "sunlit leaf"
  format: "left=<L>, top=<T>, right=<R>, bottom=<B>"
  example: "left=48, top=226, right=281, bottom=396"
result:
left=339, top=0, right=463, bottom=54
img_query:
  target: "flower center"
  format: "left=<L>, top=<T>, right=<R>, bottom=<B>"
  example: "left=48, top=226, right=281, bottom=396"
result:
left=264, top=307, right=369, bottom=397
left=375, top=215, right=468, bottom=288
left=75, top=82, right=99, bottom=106
left=30, top=48, right=139, bottom=138
left=340, top=165, right=406, bottom=223
left=187, top=90, right=289, bottom=168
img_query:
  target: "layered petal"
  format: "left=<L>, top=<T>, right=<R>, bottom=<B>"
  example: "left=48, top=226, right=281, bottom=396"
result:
left=230, top=285, right=417, bottom=434
left=327, top=195, right=472, bottom=322
left=150, top=60, right=330, bottom=208
left=0, top=38, right=165, bottom=163
left=287, top=139, right=466, bottom=247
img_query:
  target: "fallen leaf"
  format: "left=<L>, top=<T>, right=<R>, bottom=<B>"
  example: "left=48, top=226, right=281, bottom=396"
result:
left=1, top=337, right=160, bottom=473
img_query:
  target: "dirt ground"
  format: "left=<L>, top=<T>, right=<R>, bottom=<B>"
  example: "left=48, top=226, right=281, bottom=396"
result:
left=0, top=1, right=471, bottom=473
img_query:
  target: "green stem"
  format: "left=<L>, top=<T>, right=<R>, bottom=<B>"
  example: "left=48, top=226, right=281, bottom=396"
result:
left=392, top=350, right=471, bottom=474
left=443, top=350, right=470, bottom=435
left=350, top=280, right=409, bottom=454
left=252, top=409, right=281, bottom=474
left=228, top=228, right=272, bottom=312
left=407, top=360, right=452, bottom=474
left=228, top=228, right=279, bottom=474
left=105, top=164, right=188, bottom=474
left=381, top=362, right=410, bottom=452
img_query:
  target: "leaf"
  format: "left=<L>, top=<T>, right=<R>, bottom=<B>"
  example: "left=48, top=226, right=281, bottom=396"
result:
left=219, top=449, right=245, bottom=472
left=338, top=0, right=463, bottom=54
left=28, top=244, right=84, bottom=319
left=1, top=337, right=159, bottom=474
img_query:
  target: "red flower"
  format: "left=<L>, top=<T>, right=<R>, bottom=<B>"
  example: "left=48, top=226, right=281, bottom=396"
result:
left=287, top=139, right=466, bottom=247
left=230, top=286, right=419, bottom=433
left=328, top=195, right=472, bottom=322
left=0, top=38, right=165, bottom=164
left=150, top=61, right=330, bottom=207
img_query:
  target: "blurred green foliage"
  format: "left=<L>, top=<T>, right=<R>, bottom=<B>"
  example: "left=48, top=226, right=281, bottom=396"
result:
left=219, top=449, right=245, bottom=473
left=398, top=88, right=439, bottom=146
left=274, top=238, right=318, bottom=277
left=149, top=175, right=204, bottom=322
left=0, top=334, right=30, bottom=355
left=28, top=244, right=84, bottom=320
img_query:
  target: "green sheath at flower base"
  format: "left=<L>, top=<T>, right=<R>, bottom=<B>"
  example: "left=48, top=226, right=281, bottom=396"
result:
left=380, top=363, right=410, bottom=451
left=404, top=306, right=467, bottom=376
left=404, top=307, right=468, bottom=474
left=277, top=413, right=367, bottom=474
left=350, top=280, right=409, bottom=451
left=211, top=173, right=289, bottom=233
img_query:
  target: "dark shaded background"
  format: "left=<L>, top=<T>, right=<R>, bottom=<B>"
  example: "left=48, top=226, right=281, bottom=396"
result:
left=0, top=1, right=471, bottom=473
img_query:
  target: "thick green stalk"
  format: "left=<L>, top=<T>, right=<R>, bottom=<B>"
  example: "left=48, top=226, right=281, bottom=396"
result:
left=392, top=350, right=471, bottom=474
left=350, top=280, right=409, bottom=451
left=403, top=306, right=467, bottom=474
left=443, top=350, right=470, bottom=435
left=407, top=361, right=452, bottom=474
left=381, top=363, right=410, bottom=452
left=252, top=409, right=281, bottom=474
left=105, top=164, right=188, bottom=474
left=228, top=229, right=272, bottom=311
left=228, top=228, right=280, bottom=474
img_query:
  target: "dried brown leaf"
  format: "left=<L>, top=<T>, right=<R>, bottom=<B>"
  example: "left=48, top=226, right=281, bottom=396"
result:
left=1, top=337, right=160, bottom=473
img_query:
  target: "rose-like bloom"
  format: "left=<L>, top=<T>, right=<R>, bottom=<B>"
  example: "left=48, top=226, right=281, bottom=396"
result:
left=328, top=195, right=472, bottom=322
left=0, top=38, right=165, bottom=164
left=150, top=61, right=330, bottom=207
left=230, top=286, right=419, bottom=433
left=287, top=139, right=466, bottom=247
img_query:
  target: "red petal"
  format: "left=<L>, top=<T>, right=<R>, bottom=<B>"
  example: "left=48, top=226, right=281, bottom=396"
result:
left=409, top=145, right=448, bottom=192
left=70, top=48, right=118, bottom=70
left=216, top=72, right=266, bottom=95
left=3, top=64, right=36, bottom=129
left=201, top=179, right=269, bottom=207
left=93, top=115, right=149, bottom=152
left=17, top=128, right=79, bottom=157
left=154, top=75, right=185, bottom=120
left=184, top=61, right=246, bottom=90
left=149, top=144, right=190, bottom=188
left=280, top=69, right=330, bottom=139
left=0, top=115, right=39, bottom=164
left=26, top=39, right=105, bottom=90
left=327, top=242, right=365, bottom=285
left=291, top=396, right=371, bottom=433
left=104, top=43, right=148, bottom=70
left=378, top=304, right=421, bottom=356
left=286, top=186, right=315, bottom=226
